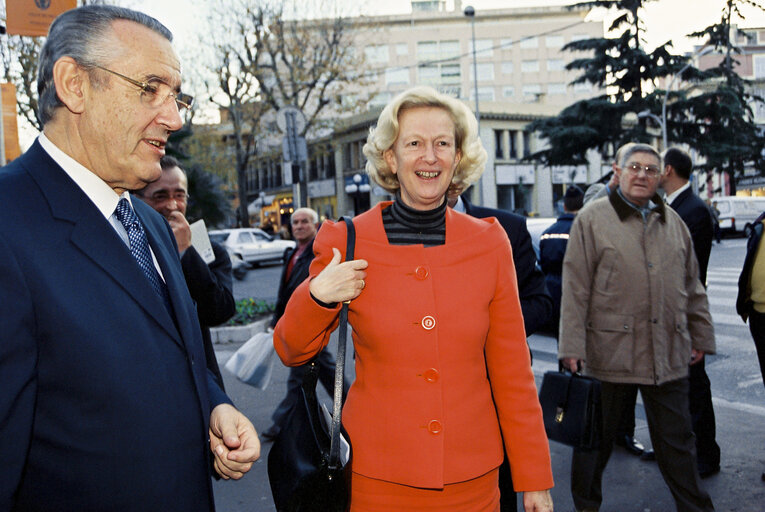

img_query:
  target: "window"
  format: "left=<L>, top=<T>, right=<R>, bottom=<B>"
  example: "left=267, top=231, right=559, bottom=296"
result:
left=470, top=39, right=494, bottom=58
left=470, top=62, right=494, bottom=81
left=417, top=64, right=439, bottom=85
left=523, top=131, right=532, bottom=158
left=237, top=232, right=254, bottom=244
left=523, top=84, right=542, bottom=96
left=509, top=130, right=518, bottom=159
left=500, top=38, right=513, bottom=50
left=417, top=41, right=438, bottom=61
left=573, top=81, right=592, bottom=92
left=502, top=86, right=515, bottom=98
left=365, top=45, right=389, bottom=64
left=501, top=61, right=513, bottom=74
left=548, top=83, right=567, bottom=95
left=755, top=55, right=765, bottom=79
left=520, top=36, right=538, bottom=49
left=470, top=87, right=495, bottom=102
left=521, top=60, right=539, bottom=72
left=494, top=130, right=504, bottom=159
left=441, top=63, right=461, bottom=84
left=396, top=43, right=408, bottom=56
left=440, top=40, right=460, bottom=59
left=546, top=35, right=564, bottom=47
left=385, top=67, right=409, bottom=85
left=547, top=59, right=565, bottom=71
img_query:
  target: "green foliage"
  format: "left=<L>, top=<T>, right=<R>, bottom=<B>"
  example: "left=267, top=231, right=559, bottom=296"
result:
left=228, top=298, right=275, bottom=325
left=185, top=163, right=232, bottom=228
left=528, top=0, right=683, bottom=165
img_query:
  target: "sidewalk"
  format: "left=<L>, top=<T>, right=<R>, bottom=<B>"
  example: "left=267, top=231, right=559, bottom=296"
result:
left=213, top=333, right=765, bottom=512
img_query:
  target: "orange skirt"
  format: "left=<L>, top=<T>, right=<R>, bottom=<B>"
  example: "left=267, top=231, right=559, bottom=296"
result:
left=349, top=468, right=500, bottom=511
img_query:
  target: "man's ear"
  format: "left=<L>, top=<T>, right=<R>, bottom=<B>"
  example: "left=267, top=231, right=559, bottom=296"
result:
left=664, top=165, right=673, bottom=178
left=52, top=57, right=87, bottom=115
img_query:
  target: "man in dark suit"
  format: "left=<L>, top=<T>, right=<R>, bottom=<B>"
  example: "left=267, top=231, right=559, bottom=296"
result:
left=661, top=146, right=720, bottom=477
left=135, top=155, right=236, bottom=389
left=449, top=191, right=552, bottom=512
left=261, top=207, right=348, bottom=440
left=0, top=6, right=258, bottom=511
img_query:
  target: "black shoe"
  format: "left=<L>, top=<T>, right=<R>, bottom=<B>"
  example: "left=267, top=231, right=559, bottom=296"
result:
left=641, top=448, right=655, bottom=461
left=698, top=462, right=720, bottom=479
left=260, top=425, right=280, bottom=442
left=615, top=434, right=644, bottom=456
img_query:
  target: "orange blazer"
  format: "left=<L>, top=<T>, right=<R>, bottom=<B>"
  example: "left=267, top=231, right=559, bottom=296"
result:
left=274, top=203, right=553, bottom=491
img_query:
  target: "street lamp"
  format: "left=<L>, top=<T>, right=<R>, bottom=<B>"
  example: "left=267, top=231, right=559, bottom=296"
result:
left=345, top=173, right=370, bottom=215
left=639, top=46, right=715, bottom=149
left=464, top=5, right=480, bottom=135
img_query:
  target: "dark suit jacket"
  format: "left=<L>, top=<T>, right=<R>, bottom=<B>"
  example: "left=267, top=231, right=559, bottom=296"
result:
left=0, top=141, right=229, bottom=511
left=670, top=187, right=714, bottom=285
left=270, top=239, right=315, bottom=328
left=180, top=241, right=236, bottom=389
left=462, top=197, right=552, bottom=336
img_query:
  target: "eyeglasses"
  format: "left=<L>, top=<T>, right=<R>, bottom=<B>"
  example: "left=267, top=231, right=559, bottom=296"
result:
left=93, top=65, right=194, bottom=113
left=623, top=162, right=662, bottom=179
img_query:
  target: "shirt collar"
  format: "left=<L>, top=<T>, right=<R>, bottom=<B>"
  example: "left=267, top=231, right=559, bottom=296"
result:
left=38, top=133, right=131, bottom=219
left=451, top=195, right=466, bottom=213
left=665, top=182, right=690, bottom=205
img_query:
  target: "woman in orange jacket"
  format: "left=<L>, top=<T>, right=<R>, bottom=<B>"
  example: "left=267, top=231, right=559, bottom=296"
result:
left=274, top=86, right=553, bottom=511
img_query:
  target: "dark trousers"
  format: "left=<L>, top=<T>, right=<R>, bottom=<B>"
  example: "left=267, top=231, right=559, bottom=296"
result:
left=615, top=386, right=638, bottom=438
left=750, top=309, right=765, bottom=386
left=571, top=379, right=714, bottom=512
left=498, top=452, right=516, bottom=512
left=688, top=357, right=720, bottom=468
left=270, top=348, right=348, bottom=429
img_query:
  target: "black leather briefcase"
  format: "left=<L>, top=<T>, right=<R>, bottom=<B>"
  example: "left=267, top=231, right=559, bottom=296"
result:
left=539, top=371, right=602, bottom=450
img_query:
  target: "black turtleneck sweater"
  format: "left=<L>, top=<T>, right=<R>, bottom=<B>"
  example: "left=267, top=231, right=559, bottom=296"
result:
left=381, top=194, right=447, bottom=246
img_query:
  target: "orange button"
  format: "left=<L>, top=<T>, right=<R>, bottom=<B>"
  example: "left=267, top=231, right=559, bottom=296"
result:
left=414, top=266, right=429, bottom=280
left=428, top=420, right=443, bottom=434
left=421, top=316, right=436, bottom=330
left=423, top=368, right=439, bottom=383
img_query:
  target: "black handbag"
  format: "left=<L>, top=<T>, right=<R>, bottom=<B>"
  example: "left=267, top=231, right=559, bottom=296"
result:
left=538, top=370, right=602, bottom=450
left=267, top=217, right=355, bottom=512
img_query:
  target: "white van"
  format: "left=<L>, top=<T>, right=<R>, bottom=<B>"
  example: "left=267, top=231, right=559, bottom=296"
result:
left=712, top=196, right=765, bottom=237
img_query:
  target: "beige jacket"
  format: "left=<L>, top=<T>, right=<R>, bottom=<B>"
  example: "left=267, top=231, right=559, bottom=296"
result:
left=558, top=190, right=715, bottom=385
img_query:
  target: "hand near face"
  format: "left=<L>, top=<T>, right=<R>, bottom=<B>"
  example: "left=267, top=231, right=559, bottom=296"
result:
left=209, top=403, right=260, bottom=480
left=309, top=248, right=368, bottom=304
left=167, top=210, right=192, bottom=253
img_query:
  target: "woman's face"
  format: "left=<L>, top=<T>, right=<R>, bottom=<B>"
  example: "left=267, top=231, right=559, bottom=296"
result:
left=383, top=106, right=461, bottom=211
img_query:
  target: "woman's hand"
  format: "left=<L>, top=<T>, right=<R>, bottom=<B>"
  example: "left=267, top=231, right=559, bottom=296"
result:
left=309, top=248, right=368, bottom=304
left=522, top=489, right=553, bottom=511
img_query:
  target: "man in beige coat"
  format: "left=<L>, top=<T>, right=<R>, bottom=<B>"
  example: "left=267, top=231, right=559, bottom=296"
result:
left=559, top=143, right=715, bottom=512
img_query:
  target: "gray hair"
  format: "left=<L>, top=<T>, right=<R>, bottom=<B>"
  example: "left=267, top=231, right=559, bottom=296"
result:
left=618, top=143, right=660, bottom=168
left=291, top=207, right=319, bottom=224
left=37, top=5, right=173, bottom=126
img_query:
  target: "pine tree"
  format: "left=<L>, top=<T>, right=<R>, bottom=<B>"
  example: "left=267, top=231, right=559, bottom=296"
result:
left=670, top=0, right=765, bottom=194
left=528, top=0, right=687, bottom=165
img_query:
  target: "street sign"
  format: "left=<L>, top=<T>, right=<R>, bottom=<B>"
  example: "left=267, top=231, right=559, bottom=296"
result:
left=275, top=106, right=306, bottom=134
left=282, top=135, right=307, bottom=163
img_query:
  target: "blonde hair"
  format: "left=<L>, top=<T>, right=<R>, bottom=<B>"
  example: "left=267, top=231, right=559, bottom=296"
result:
left=362, top=86, right=487, bottom=197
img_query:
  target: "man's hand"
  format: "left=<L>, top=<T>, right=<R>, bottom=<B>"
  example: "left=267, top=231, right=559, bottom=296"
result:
left=167, top=211, right=192, bottom=253
left=522, top=489, right=553, bottom=511
left=209, top=403, right=260, bottom=480
left=690, top=349, right=705, bottom=365
left=561, top=357, right=581, bottom=373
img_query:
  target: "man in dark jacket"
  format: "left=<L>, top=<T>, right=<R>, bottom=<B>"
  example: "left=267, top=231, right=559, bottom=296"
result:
left=261, top=208, right=348, bottom=440
left=136, top=156, right=236, bottom=389
left=449, top=191, right=552, bottom=512
left=661, top=147, right=720, bottom=477
left=539, top=185, right=583, bottom=336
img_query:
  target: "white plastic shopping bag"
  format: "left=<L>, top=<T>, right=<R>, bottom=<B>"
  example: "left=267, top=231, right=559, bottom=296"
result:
left=224, top=331, right=276, bottom=390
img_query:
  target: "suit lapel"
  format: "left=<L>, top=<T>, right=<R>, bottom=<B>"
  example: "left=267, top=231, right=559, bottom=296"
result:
left=24, top=142, right=184, bottom=347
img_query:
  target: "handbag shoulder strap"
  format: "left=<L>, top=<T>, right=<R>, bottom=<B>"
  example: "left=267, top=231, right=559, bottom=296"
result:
left=328, top=216, right=355, bottom=468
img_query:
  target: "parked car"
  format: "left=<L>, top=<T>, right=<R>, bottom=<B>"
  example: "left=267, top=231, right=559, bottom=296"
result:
left=209, top=228, right=296, bottom=266
left=526, top=217, right=557, bottom=258
left=713, top=196, right=765, bottom=237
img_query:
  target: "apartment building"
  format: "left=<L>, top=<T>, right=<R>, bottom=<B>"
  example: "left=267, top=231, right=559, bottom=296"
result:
left=243, top=1, right=604, bottom=227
